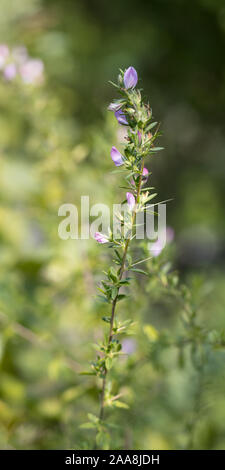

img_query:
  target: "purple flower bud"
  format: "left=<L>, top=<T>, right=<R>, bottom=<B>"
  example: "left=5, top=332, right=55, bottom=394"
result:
left=115, top=109, right=128, bottom=126
left=124, top=66, right=138, bottom=89
left=110, top=146, right=124, bottom=166
left=126, top=192, right=135, bottom=211
left=3, top=63, right=17, bottom=81
left=108, top=102, right=122, bottom=112
left=0, top=44, right=9, bottom=69
left=142, top=167, right=149, bottom=184
left=20, top=59, right=44, bottom=84
left=94, top=232, right=108, bottom=244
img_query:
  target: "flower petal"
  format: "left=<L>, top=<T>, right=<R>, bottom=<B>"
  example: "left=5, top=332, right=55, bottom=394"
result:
left=110, top=146, right=124, bottom=166
left=115, top=109, right=128, bottom=125
left=3, top=63, right=17, bottom=81
left=94, top=232, right=108, bottom=244
left=142, top=167, right=149, bottom=184
left=150, top=240, right=163, bottom=257
left=124, top=66, right=138, bottom=89
left=126, top=192, right=135, bottom=211
left=108, top=102, right=122, bottom=112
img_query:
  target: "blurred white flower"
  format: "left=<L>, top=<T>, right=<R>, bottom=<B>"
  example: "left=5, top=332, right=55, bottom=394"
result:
left=20, top=59, right=44, bottom=84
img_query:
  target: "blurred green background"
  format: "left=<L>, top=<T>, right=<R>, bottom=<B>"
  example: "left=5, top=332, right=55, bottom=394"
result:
left=0, top=0, right=225, bottom=449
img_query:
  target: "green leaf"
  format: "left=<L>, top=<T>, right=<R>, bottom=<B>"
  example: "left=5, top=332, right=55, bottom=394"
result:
left=80, top=422, right=96, bottom=429
left=119, top=279, right=130, bottom=285
left=88, top=413, right=99, bottom=424
left=114, top=400, right=129, bottom=409
left=111, top=287, right=118, bottom=300
left=130, top=268, right=149, bottom=276
left=96, top=431, right=110, bottom=450
left=150, top=147, right=164, bottom=152
left=117, top=294, right=127, bottom=301
left=114, top=249, right=122, bottom=262
left=102, top=316, right=111, bottom=323
left=143, top=324, right=159, bottom=342
left=145, top=121, right=158, bottom=132
left=97, top=287, right=107, bottom=294
left=108, top=267, right=118, bottom=282
left=79, top=371, right=96, bottom=376
left=108, top=80, right=120, bottom=89
left=105, top=357, right=113, bottom=370
left=145, top=193, right=157, bottom=202
left=162, top=262, right=172, bottom=274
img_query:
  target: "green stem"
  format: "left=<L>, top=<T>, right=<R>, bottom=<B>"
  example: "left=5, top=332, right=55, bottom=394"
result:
left=98, top=159, right=145, bottom=425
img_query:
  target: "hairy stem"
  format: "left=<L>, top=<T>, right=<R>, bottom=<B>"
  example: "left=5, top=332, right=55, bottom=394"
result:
left=98, top=158, right=145, bottom=424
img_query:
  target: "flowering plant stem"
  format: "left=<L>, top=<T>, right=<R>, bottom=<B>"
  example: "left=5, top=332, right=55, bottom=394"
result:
left=99, top=158, right=145, bottom=421
left=81, top=66, right=163, bottom=449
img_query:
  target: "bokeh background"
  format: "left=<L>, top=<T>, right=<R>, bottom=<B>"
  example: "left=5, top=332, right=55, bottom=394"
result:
left=0, top=0, right=225, bottom=449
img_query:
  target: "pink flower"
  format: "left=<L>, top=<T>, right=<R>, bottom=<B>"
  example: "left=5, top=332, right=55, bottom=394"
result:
left=110, top=146, right=124, bottom=166
left=126, top=192, right=135, bottom=211
left=150, top=240, right=164, bottom=257
left=131, top=167, right=149, bottom=186
left=3, top=63, right=17, bottom=81
left=149, top=228, right=174, bottom=256
left=20, top=59, right=44, bottom=84
left=142, top=167, right=149, bottom=184
left=94, top=232, right=108, bottom=244
left=124, top=66, right=138, bottom=89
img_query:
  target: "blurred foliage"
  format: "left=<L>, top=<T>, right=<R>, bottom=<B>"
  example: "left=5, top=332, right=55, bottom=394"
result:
left=0, top=0, right=224, bottom=450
